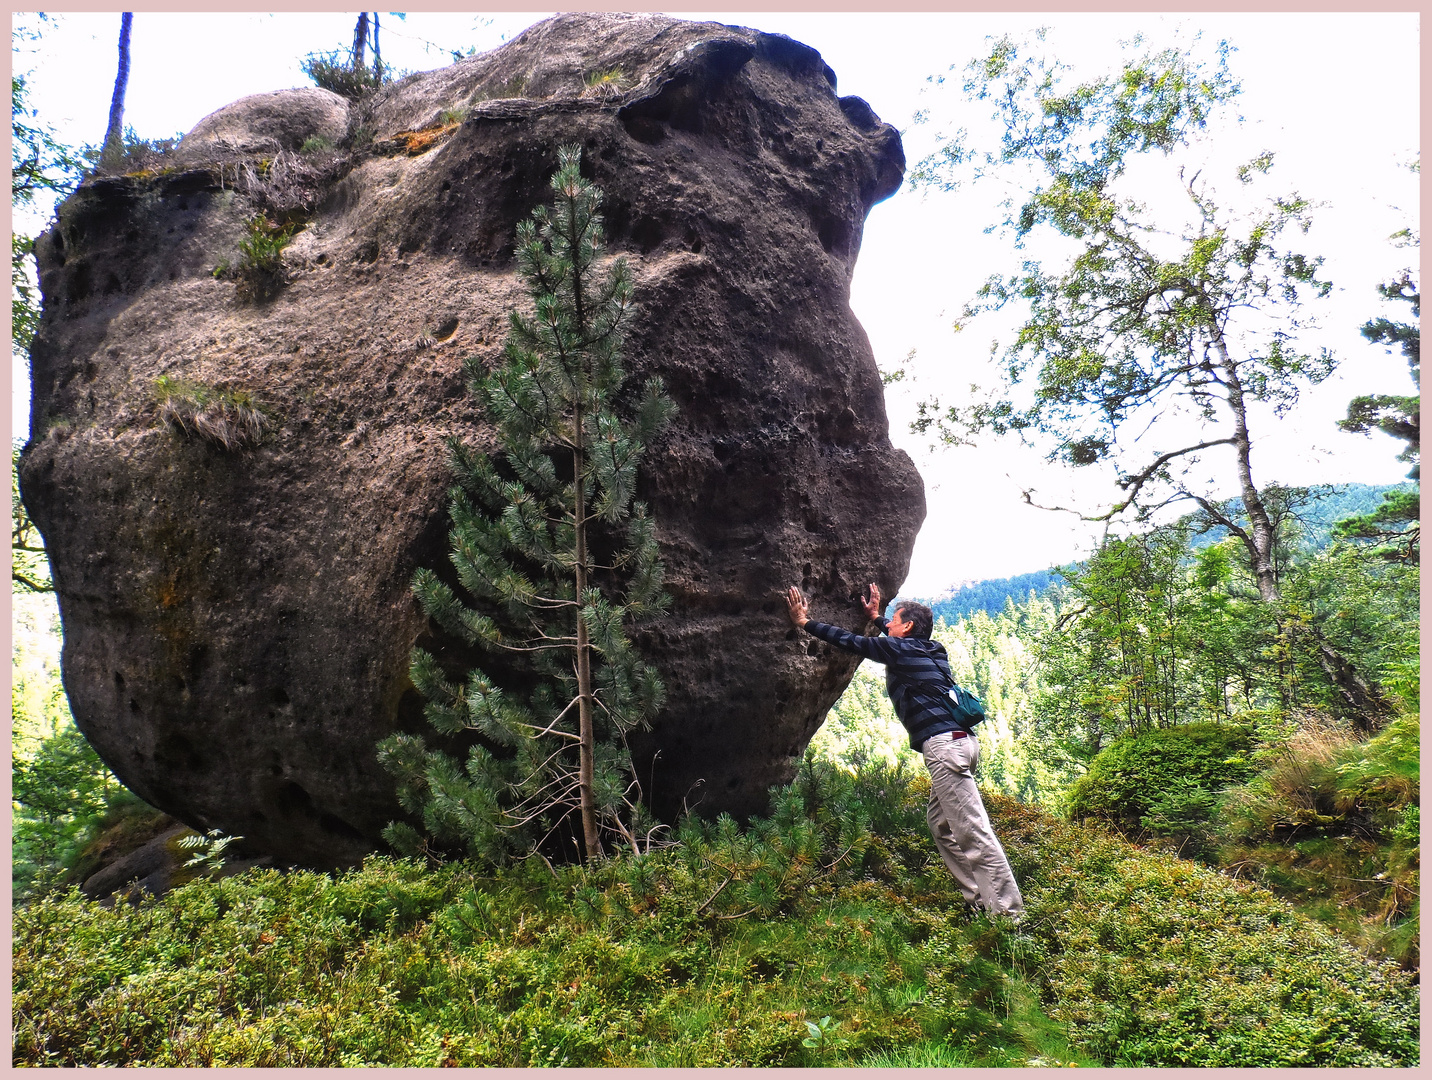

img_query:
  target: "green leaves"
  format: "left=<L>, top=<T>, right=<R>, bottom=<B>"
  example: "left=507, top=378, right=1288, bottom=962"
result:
left=914, top=33, right=1238, bottom=199
left=1330, top=488, right=1419, bottom=563
left=801, top=1015, right=840, bottom=1051
left=1344, top=267, right=1419, bottom=489
left=177, top=829, right=244, bottom=877
left=12, top=71, right=85, bottom=359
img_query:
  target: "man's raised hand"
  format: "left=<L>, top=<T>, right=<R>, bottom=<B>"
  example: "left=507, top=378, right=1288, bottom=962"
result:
left=862, top=583, right=882, bottom=622
left=785, top=585, right=810, bottom=628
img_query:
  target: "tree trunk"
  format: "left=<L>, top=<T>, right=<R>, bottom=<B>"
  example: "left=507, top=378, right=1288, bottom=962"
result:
left=567, top=192, right=601, bottom=862
left=1213, top=332, right=1395, bottom=729
left=572, top=425, right=602, bottom=861
left=1211, top=334, right=1280, bottom=603
left=99, top=13, right=133, bottom=169
left=371, top=13, right=382, bottom=75
left=1312, top=636, right=1392, bottom=732
left=352, top=12, right=369, bottom=70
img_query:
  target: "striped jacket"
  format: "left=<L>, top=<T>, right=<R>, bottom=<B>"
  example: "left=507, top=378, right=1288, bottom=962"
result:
left=803, top=617, right=964, bottom=750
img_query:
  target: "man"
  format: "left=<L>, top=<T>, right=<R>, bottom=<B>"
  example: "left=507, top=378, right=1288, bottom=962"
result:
left=785, top=582, right=1024, bottom=920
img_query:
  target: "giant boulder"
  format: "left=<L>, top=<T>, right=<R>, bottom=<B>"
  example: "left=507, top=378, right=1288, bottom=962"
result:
left=21, top=12, right=924, bottom=868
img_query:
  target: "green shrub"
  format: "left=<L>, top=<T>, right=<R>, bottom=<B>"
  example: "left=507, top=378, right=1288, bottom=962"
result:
left=11, top=762, right=1076, bottom=1067
left=1063, top=723, right=1257, bottom=841
left=231, top=215, right=295, bottom=303
left=83, top=125, right=182, bottom=175
left=300, top=50, right=388, bottom=101
left=12, top=724, right=112, bottom=899
left=11, top=608, right=165, bottom=901
left=298, top=134, right=332, bottom=153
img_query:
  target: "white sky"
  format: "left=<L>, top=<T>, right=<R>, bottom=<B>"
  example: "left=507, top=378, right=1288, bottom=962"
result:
left=9, top=11, right=1421, bottom=593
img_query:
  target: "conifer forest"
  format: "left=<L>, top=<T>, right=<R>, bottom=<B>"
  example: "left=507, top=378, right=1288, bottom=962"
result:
left=12, top=13, right=1420, bottom=1067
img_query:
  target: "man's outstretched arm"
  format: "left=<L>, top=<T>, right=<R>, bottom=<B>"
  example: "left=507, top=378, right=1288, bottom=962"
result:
left=785, top=584, right=901, bottom=663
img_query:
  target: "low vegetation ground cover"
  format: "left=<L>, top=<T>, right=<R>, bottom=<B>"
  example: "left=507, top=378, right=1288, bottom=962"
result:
left=1217, top=710, right=1421, bottom=968
left=12, top=761, right=1418, bottom=1068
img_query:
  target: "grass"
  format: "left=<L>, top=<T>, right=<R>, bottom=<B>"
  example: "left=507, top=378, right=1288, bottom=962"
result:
left=581, top=67, right=629, bottom=100
left=154, top=375, right=267, bottom=451
left=471, top=75, right=529, bottom=103
left=1215, top=711, right=1420, bottom=969
left=11, top=757, right=1419, bottom=1068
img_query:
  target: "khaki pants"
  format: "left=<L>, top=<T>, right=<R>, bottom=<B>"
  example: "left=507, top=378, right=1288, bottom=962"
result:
left=921, top=732, right=1024, bottom=917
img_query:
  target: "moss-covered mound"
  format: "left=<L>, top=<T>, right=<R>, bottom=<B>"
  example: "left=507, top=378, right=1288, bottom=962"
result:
left=1062, top=722, right=1257, bottom=833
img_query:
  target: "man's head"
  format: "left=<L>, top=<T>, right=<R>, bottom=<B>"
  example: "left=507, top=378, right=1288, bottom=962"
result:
left=889, top=601, right=933, bottom=639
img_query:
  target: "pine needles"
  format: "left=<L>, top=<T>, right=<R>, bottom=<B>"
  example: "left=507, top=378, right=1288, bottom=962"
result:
left=380, top=145, right=676, bottom=866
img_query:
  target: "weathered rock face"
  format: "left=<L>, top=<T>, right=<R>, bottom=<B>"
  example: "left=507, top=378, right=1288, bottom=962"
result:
left=21, top=12, right=924, bottom=868
left=181, top=86, right=350, bottom=156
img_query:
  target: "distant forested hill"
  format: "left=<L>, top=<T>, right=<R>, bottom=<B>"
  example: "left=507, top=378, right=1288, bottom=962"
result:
left=914, top=482, right=1415, bottom=623
left=923, top=570, right=1060, bottom=624
left=1189, top=482, right=1418, bottom=553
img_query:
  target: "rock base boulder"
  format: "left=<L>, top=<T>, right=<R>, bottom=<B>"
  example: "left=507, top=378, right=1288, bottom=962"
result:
left=21, top=13, right=923, bottom=867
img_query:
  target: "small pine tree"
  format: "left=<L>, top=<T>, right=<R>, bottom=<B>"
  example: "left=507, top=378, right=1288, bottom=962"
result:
left=379, top=145, right=674, bottom=865
left=1335, top=266, right=1420, bottom=562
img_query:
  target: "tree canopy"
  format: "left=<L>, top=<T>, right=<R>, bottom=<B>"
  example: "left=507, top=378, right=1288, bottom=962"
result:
left=911, top=36, right=1341, bottom=603
left=1333, top=253, right=1419, bottom=564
